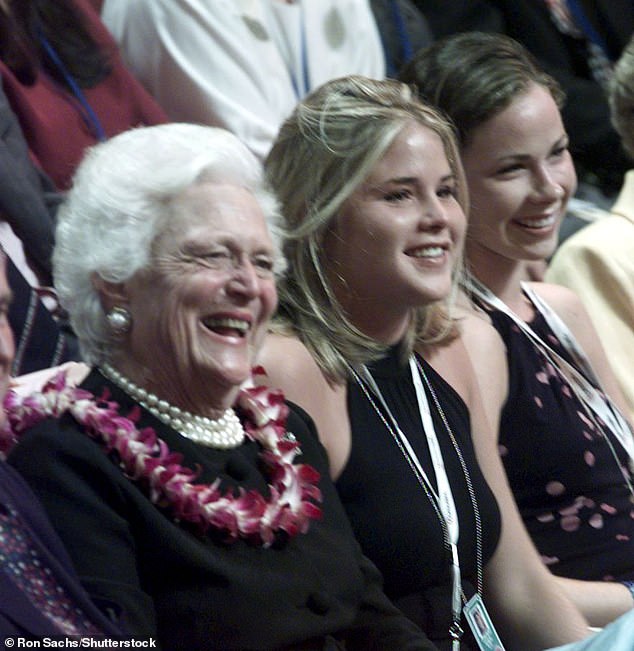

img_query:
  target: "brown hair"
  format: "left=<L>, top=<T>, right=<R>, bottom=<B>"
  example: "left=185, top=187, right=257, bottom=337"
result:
left=399, top=31, right=564, bottom=147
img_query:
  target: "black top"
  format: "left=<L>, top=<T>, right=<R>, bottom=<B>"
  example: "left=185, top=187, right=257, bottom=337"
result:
left=8, top=369, right=437, bottom=651
left=338, top=348, right=501, bottom=650
left=484, top=303, right=634, bottom=582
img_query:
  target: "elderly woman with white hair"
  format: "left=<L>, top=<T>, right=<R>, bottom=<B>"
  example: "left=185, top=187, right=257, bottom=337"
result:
left=5, top=123, right=437, bottom=650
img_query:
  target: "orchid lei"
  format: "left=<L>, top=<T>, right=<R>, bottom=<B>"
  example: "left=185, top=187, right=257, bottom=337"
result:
left=0, top=367, right=323, bottom=547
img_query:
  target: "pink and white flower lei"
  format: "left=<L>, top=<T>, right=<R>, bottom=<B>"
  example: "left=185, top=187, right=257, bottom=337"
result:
left=0, top=367, right=322, bottom=547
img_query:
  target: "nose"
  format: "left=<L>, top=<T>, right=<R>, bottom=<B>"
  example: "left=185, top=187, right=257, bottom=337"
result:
left=420, top=194, right=449, bottom=231
left=530, top=166, right=564, bottom=204
left=226, top=257, right=259, bottom=299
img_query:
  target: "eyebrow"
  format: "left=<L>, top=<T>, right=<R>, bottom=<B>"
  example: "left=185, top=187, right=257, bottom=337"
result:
left=371, top=172, right=456, bottom=187
left=495, top=134, right=569, bottom=163
left=182, top=238, right=274, bottom=257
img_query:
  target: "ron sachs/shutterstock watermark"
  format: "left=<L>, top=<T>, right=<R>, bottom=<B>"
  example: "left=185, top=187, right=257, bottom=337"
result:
left=4, top=639, right=157, bottom=648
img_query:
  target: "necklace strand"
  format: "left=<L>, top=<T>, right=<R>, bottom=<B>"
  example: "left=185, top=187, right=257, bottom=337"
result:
left=0, top=368, right=323, bottom=547
left=416, top=358, right=483, bottom=596
left=351, top=357, right=483, bottom=595
left=100, top=364, right=245, bottom=450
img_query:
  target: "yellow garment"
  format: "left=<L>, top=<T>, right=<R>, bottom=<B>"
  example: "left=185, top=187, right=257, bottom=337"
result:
left=547, top=171, right=634, bottom=421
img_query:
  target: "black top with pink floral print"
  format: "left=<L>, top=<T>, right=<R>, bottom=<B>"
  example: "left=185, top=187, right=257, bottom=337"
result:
left=484, top=300, right=634, bottom=582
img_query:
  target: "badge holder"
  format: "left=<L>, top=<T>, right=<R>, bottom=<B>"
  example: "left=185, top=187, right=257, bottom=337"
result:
left=463, top=594, right=506, bottom=651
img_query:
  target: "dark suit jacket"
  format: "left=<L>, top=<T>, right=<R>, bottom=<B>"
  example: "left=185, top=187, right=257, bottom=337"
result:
left=412, top=0, right=633, bottom=195
left=9, top=370, right=437, bottom=651
left=0, top=82, right=58, bottom=282
left=370, top=0, right=434, bottom=77
left=0, top=83, right=80, bottom=374
left=0, top=461, right=124, bottom=637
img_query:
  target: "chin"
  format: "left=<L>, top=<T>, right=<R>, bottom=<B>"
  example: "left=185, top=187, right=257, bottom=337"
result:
left=420, top=279, right=453, bottom=300
left=215, top=366, right=253, bottom=390
left=526, top=241, right=559, bottom=262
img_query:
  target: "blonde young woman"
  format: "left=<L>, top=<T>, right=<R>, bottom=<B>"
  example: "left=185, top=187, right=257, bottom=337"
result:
left=259, top=75, right=590, bottom=650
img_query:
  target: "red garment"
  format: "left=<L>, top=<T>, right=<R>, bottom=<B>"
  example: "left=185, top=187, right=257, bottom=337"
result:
left=0, top=0, right=167, bottom=190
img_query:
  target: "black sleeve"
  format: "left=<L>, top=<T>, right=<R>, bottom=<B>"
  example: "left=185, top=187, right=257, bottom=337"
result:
left=7, top=419, right=159, bottom=642
left=370, top=0, right=435, bottom=77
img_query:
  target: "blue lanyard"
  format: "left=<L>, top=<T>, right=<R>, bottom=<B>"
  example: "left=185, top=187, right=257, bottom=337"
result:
left=387, top=0, right=413, bottom=78
left=289, top=9, right=310, bottom=99
left=565, top=0, right=612, bottom=60
left=38, top=30, right=107, bottom=142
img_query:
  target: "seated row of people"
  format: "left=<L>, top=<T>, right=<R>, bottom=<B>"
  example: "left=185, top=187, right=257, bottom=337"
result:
left=0, top=3, right=633, bottom=647
left=0, top=111, right=623, bottom=651
left=0, top=44, right=633, bottom=651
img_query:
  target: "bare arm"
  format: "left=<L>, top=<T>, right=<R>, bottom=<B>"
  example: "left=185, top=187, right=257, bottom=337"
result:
left=426, top=325, right=590, bottom=649
left=531, top=282, right=633, bottom=427
left=555, top=577, right=634, bottom=628
left=257, top=333, right=351, bottom=479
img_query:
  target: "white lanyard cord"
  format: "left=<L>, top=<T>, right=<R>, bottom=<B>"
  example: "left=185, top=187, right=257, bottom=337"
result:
left=464, top=275, right=634, bottom=495
left=351, top=355, right=484, bottom=648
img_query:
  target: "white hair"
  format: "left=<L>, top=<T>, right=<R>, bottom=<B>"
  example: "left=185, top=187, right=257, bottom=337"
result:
left=54, top=123, right=282, bottom=364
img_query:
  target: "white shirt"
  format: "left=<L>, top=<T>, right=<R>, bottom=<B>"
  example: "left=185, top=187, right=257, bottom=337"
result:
left=101, top=0, right=385, bottom=160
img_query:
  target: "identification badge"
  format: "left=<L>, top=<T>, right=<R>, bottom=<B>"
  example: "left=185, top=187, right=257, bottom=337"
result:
left=463, top=594, right=506, bottom=651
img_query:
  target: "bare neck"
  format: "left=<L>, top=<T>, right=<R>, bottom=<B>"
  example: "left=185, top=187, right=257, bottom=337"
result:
left=466, top=241, right=536, bottom=320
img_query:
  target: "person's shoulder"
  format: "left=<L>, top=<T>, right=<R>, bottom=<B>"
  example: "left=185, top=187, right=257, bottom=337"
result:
left=260, top=331, right=310, bottom=359
left=259, top=332, right=350, bottom=478
left=7, top=402, right=115, bottom=483
left=527, top=280, right=601, bottom=350
left=453, top=301, right=508, bottom=365
left=423, top=310, right=505, bottom=403
left=528, top=280, right=587, bottom=318
left=547, top=218, right=631, bottom=283
left=9, top=418, right=90, bottom=470
left=258, top=332, right=331, bottom=393
left=558, top=215, right=630, bottom=251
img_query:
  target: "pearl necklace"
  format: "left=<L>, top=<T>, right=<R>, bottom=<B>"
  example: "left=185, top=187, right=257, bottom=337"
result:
left=0, top=368, right=323, bottom=546
left=100, top=364, right=245, bottom=450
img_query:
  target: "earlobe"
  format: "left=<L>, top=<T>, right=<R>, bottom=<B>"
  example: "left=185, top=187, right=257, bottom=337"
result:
left=91, top=273, right=128, bottom=312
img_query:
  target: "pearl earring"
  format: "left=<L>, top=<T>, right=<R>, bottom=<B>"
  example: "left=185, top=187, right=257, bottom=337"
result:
left=106, top=306, right=132, bottom=335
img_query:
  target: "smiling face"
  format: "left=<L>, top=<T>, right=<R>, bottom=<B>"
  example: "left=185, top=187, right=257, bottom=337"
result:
left=324, top=121, right=466, bottom=344
left=461, top=82, right=576, bottom=275
left=116, top=183, right=278, bottom=413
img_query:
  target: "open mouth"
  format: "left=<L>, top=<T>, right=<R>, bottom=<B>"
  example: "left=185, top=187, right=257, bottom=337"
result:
left=515, top=214, right=557, bottom=230
left=202, top=317, right=251, bottom=338
left=406, top=244, right=447, bottom=259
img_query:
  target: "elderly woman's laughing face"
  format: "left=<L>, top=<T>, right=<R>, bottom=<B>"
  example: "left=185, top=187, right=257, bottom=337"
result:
left=113, top=182, right=278, bottom=414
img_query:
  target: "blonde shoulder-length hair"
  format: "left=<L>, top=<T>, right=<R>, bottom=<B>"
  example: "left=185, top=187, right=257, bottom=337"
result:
left=265, top=75, right=468, bottom=384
